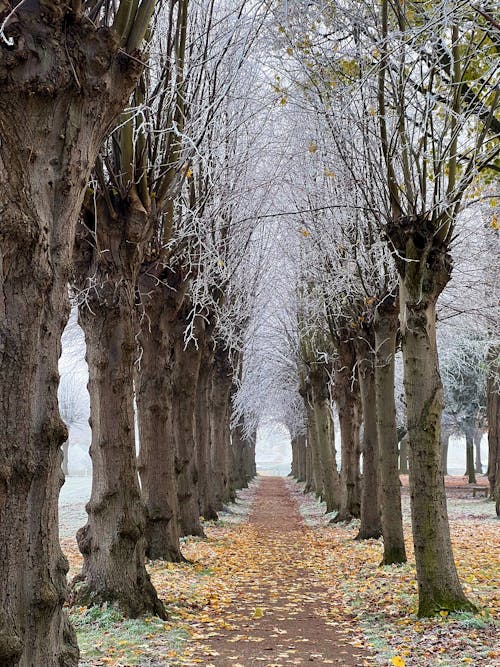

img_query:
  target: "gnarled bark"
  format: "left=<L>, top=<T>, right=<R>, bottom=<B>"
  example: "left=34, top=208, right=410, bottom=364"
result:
left=332, top=338, right=362, bottom=522
left=136, top=276, right=182, bottom=561
left=374, top=300, right=406, bottom=564
left=73, top=202, right=165, bottom=618
left=0, top=9, right=139, bottom=664
left=354, top=331, right=382, bottom=540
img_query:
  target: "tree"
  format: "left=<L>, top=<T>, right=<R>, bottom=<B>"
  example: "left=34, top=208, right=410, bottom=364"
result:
left=0, top=0, right=156, bottom=662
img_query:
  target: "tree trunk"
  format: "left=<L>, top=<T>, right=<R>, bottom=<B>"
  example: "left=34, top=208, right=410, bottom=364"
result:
left=296, top=434, right=307, bottom=482
left=172, top=331, right=204, bottom=537
left=231, top=423, right=248, bottom=490
left=309, top=368, right=341, bottom=512
left=305, top=398, right=324, bottom=498
left=463, top=422, right=476, bottom=484
left=136, top=279, right=182, bottom=561
left=196, top=349, right=219, bottom=521
left=374, top=300, right=406, bottom=564
left=75, top=281, right=165, bottom=618
left=355, top=332, right=382, bottom=540
left=486, top=346, right=499, bottom=514
left=397, top=235, right=475, bottom=615
left=0, top=12, right=139, bottom=663
left=245, top=431, right=257, bottom=480
left=210, top=349, right=234, bottom=510
left=399, top=433, right=409, bottom=474
left=473, top=429, right=483, bottom=474
left=441, top=428, right=450, bottom=476
left=332, top=338, right=362, bottom=522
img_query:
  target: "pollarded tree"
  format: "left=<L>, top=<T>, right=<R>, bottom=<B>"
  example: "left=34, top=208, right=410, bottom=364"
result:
left=280, top=0, right=498, bottom=614
left=0, top=1, right=157, bottom=663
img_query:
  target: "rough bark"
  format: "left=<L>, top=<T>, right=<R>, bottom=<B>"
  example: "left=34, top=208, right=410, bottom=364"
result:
left=196, top=348, right=219, bottom=521
left=172, top=331, right=204, bottom=537
left=0, top=9, right=140, bottom=664
left=374, top=301, right=406, bottom=564
left=210, top=348, right=235, bottom=510
left=72, top=199, right=165, bottom=617
left=486, top=346, right=499, bottom=514
left=393, top=220, right=475, bottom=616
left=231, top=424, right=247, bottom=490
left=355, top=332, right=382, bottom=540
left=332, top=338, right=362, bottom=522
left=296, top=434, right=307, bottom=482
left=136, top=276, right=182, bottom=561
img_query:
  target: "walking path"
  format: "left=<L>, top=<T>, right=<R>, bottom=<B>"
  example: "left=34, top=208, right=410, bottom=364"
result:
left=187, top=477, right=373, bottom=666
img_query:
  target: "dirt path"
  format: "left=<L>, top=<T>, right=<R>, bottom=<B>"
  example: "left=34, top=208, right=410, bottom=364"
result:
left=188, top=477, right=374, bottom=666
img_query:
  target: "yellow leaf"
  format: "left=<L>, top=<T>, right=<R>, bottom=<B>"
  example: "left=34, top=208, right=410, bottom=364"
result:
left=391, top=658, right=405, bottom=667
left=491, top=214, right=499, bottom=230
left=307, top=141, right=317, bottom=153
left=252, top=607, right=264, bottom=619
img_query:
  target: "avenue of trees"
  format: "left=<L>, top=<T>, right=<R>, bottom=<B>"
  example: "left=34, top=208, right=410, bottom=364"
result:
left=0, top=0, right=498, bottom=665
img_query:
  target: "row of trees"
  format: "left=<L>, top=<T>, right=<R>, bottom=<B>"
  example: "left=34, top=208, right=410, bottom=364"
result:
left=236, top=0, right=499, bottom=621
left=0, top=1, right=266, bottom=664
left=0, top=0, right=498, bottom=664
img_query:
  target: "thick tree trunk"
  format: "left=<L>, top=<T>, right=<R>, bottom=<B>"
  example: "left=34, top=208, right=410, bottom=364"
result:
left=210, top=349, right=234, bottom=510
left=196, top=351, right=219, bottom=521
left=332, top=338, right=362, bottom=522
left=296, top=434, right=307, bottom=482
left=231, top=424, right=248, bottom=490
left=355, top=332, right=382, bottom=540
left=441, top=428, right=450, bottom=476
left=195, top=344, right=218, bottom=521
left=0, top=11, right=138, bottom=663
left=305, top=398, right=324, bottom=498
left=473, top=429, right=483, bottom=474
left=374, top=301, right=406, bottom=563
left=172, top=333, right=204, bottom=537
left=399, top=433, right=409, bottom=474
left=397, top=235, right=475, bottom=615
left=75, top=284, right=165, bottom=618
left=463, top=422, right=476, bottom=484
left=136, top=280, right=182, bottom=561
left=309, top=370, right=340, bottom=512
left=245, top=431, right=257, bottom=480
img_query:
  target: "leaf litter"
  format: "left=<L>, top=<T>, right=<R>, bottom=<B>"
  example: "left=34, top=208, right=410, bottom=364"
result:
left=62, top=476, right=498, bottom=666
